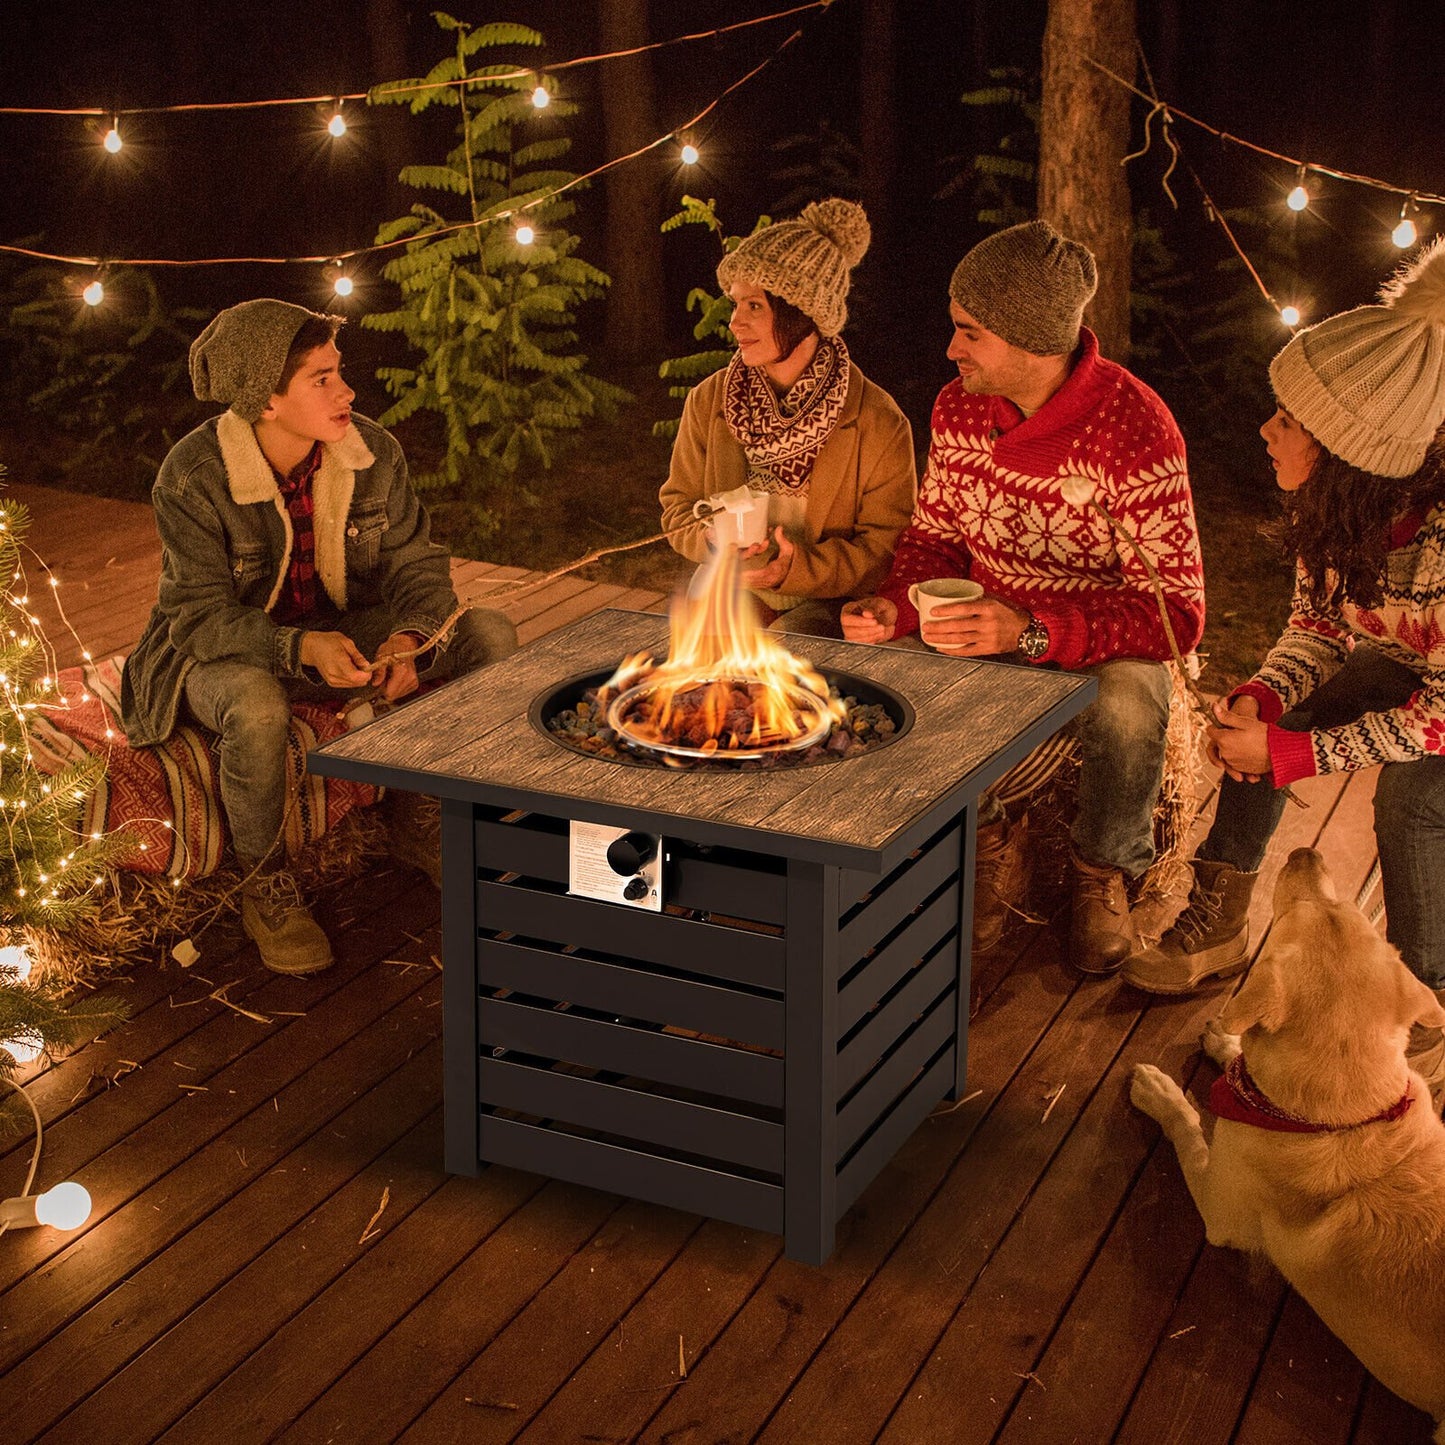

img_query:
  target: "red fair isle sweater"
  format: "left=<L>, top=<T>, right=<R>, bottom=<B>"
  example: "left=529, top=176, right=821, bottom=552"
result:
left=878, top=330, right=1206, bottom=671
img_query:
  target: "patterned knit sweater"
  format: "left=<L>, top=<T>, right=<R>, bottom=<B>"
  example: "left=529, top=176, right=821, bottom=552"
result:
left=1236, top=503, right=1445, bottom=787
left=878, top=330, right=1205, bottom=671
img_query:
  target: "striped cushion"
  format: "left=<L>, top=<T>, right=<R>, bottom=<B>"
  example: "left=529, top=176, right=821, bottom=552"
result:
left=30, top=657, right=379, bottom=879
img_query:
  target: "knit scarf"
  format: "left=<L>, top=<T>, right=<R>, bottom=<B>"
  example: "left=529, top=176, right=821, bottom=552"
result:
left=1208, top=1053, right=1413, bottom=1133
left=721, top=336, right=850, bottom=494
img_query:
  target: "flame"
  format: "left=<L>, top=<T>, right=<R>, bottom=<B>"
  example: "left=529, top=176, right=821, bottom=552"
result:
left=602, top=544, right=844, bottom=754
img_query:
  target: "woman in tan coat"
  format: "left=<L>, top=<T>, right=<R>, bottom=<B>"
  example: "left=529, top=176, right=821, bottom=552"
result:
left=659, top=199, right=916, bottom=636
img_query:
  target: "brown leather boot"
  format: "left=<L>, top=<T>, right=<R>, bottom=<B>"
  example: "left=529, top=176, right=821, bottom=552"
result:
left=1069, top=850, right=1136, bottom=976
left=1121, top=859, right=1257, bottom=995
left=972, top=811, right=1028, bottom=956
left=241, top=870, right=333, bottom=975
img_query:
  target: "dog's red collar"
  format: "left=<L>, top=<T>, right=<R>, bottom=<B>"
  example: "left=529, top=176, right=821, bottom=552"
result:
left=1209, top=1054, right=1414, bottom=1133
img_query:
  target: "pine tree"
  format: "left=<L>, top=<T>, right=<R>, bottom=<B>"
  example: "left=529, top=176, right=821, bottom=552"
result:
left=0, top=488, right=131, bottom=1077
left=363, top=14, right=627, bottom=545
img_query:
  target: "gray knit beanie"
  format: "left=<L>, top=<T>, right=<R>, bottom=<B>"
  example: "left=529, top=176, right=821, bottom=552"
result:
left=716, top=198, right=871, bottom=337
left=1268, top=237, right=1445, bottom=479
left=948, top=219, right=1098, bottom=355
left=189, top=299, right=332, bottom=422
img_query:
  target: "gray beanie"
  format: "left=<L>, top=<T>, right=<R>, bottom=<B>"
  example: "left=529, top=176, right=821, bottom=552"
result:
left=716, top=198, right=871, bottom=338
left=188, top=299, right=332, bottom=422
left=948, top=219, right=1098, bottom=355
left=1268, top=237, right=1445, bottom=478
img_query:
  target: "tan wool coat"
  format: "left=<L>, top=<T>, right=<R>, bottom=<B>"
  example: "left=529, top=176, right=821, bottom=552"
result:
left=659, top=362, right=917, bottom=601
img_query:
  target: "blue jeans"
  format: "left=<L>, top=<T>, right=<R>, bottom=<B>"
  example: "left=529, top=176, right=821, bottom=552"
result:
left=1197, top=644, right=1445, bottom=986
left=182, top=606, right=516, bottom=865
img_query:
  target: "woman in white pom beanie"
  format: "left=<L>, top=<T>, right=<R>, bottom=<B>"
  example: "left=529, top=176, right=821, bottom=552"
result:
left=659, top=198, right=916, bottom=636
left=1127, top=240, right=1445, bottom=1055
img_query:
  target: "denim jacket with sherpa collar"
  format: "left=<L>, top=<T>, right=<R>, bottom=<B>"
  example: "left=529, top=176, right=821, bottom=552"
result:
left=120, top=410, right=457, bottom=747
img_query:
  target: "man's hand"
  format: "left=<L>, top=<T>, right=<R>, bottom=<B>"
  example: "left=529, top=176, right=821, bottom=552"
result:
left=1206, top=696, right=1269, bottom=782
left=371, top=631, right=424, bottom=702
left=740, top=528, right=794, bottom=591
left=919, top=594, right=1029, bottom=656
left=300, top=630, right=374, bottom=688
left=841, top=597, right=898, bottom=643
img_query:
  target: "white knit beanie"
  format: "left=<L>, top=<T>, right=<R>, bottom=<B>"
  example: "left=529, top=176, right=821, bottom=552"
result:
left=1269, top=237, right=1445, bottom=478
left=715, top=198, right=870, bottom=337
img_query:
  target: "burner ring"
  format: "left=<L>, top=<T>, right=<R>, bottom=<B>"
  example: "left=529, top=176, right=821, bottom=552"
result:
left=606, top=676, right=832, bottom=761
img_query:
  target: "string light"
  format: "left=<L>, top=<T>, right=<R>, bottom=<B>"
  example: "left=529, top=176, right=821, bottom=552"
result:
left=327, top=104, right=347, bottom=138
left=102, top=119, right=122, bottom=154
left=0, top=1181, right=92, bottom=1230
left=679, top=140, right=700, bottom=166
left=1393, top=197, right=1419, bottom=249
left=530, top=80, right=551, bottom=110
left=81, top=279, right=104, bottom=307
left=1286, top=165, right=1310, bottom=212
left=514, top=222, right=535, bottom=246
left=333, top=273, right=354, bottom=297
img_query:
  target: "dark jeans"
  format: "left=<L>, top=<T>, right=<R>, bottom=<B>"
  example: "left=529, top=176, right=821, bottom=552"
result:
left=182, top=605, right=516, bottom=865
left=1198, top=644, right=1445, bottom=986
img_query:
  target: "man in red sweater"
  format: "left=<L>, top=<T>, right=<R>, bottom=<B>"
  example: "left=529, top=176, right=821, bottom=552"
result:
left=843, top=220, right=1205, bottom=975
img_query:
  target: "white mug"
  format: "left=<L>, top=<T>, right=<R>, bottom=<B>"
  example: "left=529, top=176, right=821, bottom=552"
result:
left=908, top=577, right=984, bottom=627
left=694, top=488, right=769, bottom=549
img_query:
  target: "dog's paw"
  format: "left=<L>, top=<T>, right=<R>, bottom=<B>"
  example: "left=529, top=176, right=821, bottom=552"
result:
left=1201, top=1017, right=1243, bottom=1068
left=1130, top=1062, right=1198, bottom=1128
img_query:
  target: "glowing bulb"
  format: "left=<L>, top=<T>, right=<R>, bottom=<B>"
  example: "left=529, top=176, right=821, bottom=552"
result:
left=102, top=125, right=122, bottom=154
left=82, top=281, right=104, bottom=307
left=0, top=943, right=32, bottom=982
left=1394, top=216, right=1418, bottom=248
left=531, top=84, right=550, bottom=109
left=515, top=223, right=535, bottom=246
left=328, top=112, right=347, bottom=138
left=0, top=1181, right=92, bottom=1230
left=1, top=1029, right=43, bottom=1064
left=680, top=143, right=700, bottom=166
left=1286, top=184, right=1309, bottom=212
left=1280, top=305, right=1301, bottom=327
left=333, top=274, right=354, bottom=297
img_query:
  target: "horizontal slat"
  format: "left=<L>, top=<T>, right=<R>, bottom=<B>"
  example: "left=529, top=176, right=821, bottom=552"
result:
left=837, top=995, right=955, bottom=1155
left=479, top=997, right=784, bottom=1107
left=837, top=824, right=962, bottom=961
left=477, top=938, right=785, bottom=1048
left=836, top=943, right=956, bottom=1096
left=477, top=880, right=786, bottom=991
left=479, top=1057, right=783, bottom=1173
left=475, top=811, right=567, bottom=877
left=479, top=1115, right=784, bottom=1233
left=837, top=883, right=959, bottom=1033
left=836, top=1048, right=954, bottom=1213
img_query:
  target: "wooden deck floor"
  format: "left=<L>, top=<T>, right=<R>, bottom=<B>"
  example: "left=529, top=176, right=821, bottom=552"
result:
left=0, top=481, right=1433, bottom=1444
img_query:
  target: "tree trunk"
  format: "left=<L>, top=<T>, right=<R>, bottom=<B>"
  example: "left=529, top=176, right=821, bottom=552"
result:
left=365, top=0, right=412, bottom=216
left=1037, top=0, right=1137, bottom=361
left=858, top=0, right=897, bottom=257
left=597, top=0, right=665, bottom=363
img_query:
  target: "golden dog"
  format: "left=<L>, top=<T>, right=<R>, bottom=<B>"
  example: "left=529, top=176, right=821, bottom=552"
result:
left=1131, top=847, right=1445, bottom=1437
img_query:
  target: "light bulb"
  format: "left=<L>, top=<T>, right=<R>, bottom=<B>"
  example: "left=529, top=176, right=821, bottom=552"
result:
left=103, top=125, right=122, bottom=154
left=333, top=274, right=354, bottom=297
left=1280, top=305, right=1301, bottom=327
left=531, top=84, right=550, bottom=109
left=680, top=143, right=700, bottom=166
left=515, top=223, right=535, bottom=246
left=0, top=943, right=32, bottom=982
left=0, top=1181, right=92, bottom=1230
left=82, top=280, right=105, bottom=307
left=1393, top=216, right=1418, bottom=248
left=1286, top=184, right=1309, bottom=212
left=328, top=112, right=347, bottom=138
left=1, top=1029, right=43, bottom=1064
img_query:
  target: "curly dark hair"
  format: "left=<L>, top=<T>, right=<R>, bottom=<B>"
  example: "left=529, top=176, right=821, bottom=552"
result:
left=1264, top=443, right=1445, bottom=611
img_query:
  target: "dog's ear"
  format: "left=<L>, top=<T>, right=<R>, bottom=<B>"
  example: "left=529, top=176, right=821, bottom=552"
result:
left=1400, top=968, right=1445, bottom=1029
left=1219, top=958, right=1289, bottom=1034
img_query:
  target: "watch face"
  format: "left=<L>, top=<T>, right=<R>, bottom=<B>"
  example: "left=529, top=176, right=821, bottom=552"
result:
left=1018, top=620, right=1048, bottom=659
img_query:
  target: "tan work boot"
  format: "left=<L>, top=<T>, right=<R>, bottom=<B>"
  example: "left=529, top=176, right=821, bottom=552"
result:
left=384, top=790, right=442, bottom=889
left=972, top=811, right=1028, bottom=956
left=1069, top=849, right=1137, bottom=976
left=1121, top=859, right=1257, bottom=995
left=1406, top=1021, right=1445, bottom=1116
left=241, top=870, right=333, bottom=975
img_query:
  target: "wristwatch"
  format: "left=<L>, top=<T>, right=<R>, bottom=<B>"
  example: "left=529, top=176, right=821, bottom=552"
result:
left=1016, top=615, right=1049, bottom=661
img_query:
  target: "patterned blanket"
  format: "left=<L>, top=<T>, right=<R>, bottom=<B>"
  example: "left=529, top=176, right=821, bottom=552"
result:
left=29, top=657, right=380, bottom=879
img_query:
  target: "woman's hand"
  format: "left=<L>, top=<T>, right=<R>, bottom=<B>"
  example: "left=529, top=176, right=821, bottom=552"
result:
left=740, top=527, right=794, bottom=590
left=1206, top=696, right=1270, bottom=782
left=841, top=597, right=898, bottom=642
left=920, top=595, right=1029, bottom=656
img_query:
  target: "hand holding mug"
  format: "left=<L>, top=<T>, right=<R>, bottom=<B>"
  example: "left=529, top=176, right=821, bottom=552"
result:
left=907, top=578, right=985, bottom=654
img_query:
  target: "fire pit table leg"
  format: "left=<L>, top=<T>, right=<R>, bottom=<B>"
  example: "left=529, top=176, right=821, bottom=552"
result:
left=951, top=802, right=980, bottom=1101
left=783, top=859, right=841, bottom=1266
left=440, top=797, right=483, bottom=1178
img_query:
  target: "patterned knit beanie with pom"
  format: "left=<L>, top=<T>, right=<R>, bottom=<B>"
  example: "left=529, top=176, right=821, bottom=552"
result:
left=1269, top=237, right=1445, bottom=478
left=716, top=198, right=871, bottom=337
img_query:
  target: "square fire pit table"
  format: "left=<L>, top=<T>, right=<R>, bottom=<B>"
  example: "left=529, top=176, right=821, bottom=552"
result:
left=310, top=608, right=1096, bottom=1264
